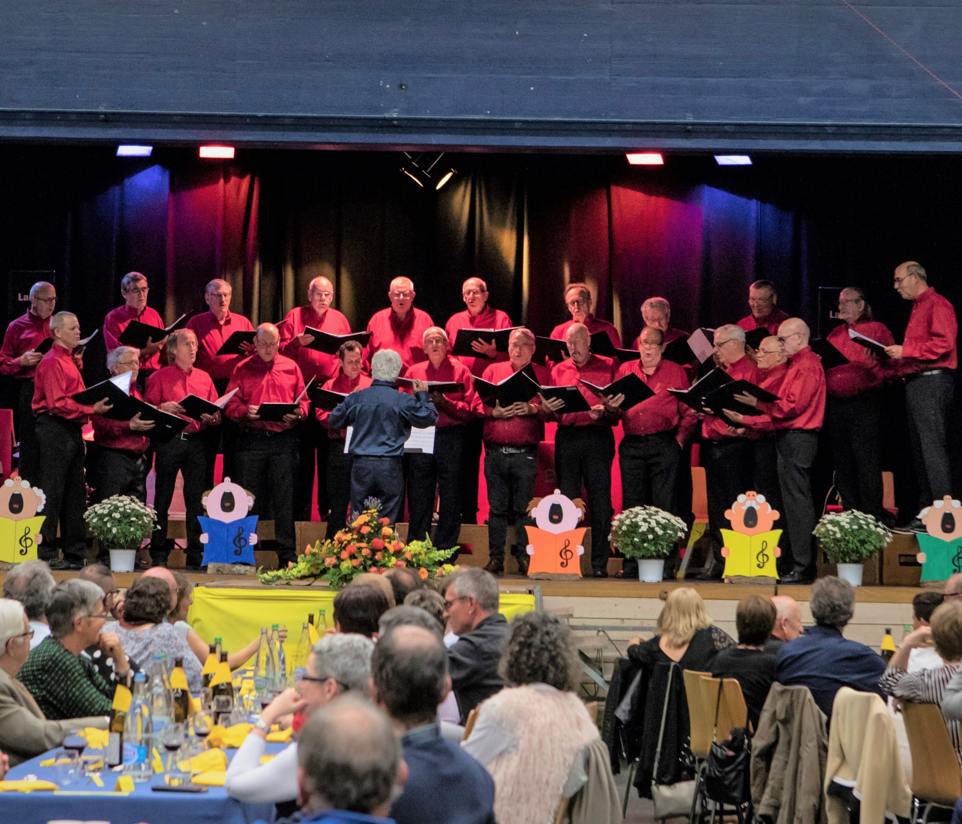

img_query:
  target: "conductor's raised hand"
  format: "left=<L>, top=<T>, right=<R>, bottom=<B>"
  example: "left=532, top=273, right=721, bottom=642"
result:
left=412, top=379, right=430, bottom=394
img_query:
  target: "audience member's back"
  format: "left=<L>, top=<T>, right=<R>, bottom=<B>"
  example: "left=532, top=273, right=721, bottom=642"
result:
left=332, top=583, right=390, bottom=637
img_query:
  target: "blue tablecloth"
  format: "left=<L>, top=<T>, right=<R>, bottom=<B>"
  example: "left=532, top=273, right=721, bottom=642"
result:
left=0, top=742, right=285, bottom=824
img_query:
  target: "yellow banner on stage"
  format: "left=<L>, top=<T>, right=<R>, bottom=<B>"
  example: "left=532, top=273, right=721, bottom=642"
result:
left=188, top=586, right=537, bottom=665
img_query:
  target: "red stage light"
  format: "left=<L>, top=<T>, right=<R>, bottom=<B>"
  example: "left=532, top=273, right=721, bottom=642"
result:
left=626, top=153, right=664, bottom=166
left=199, top=145, right=235, bottom=159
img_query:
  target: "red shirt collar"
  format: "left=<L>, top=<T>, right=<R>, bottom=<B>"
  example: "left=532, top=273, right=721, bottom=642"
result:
left=390, top=309, right=415, bottom=333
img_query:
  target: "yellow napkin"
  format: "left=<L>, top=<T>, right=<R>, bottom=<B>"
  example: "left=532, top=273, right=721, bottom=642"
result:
left=209, top=661, right=232, bottom=688
left=38, top=757, right=71, bottom=767
left=192, top=769, right=226, bottom=787
left=259, top=755, right=275, bottom=764
left=239, top=679, right=255, bottom=698
left=207, top=723, right=252, bottom=749
left=152, top=747, right=165, bottom=774
left=114, top=775, right=135, bottom=793
left=178, top=747, right=228, bottom=774
left=82, top=728, right=109, bottom=749
left=201, top=652, right=219, bottom=677
left=266, top=727, right=293, bottom=743
left=0, top=780, right=59, bottom=792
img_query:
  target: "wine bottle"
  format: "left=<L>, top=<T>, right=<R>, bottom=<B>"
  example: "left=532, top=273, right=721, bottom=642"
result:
left=201, top=643, right=217, bottom=691
left=171, top=656, right=191, bottom=725
left=106, top=672, right=133, bottom=768
left=210, top=651, right=234, bottom=726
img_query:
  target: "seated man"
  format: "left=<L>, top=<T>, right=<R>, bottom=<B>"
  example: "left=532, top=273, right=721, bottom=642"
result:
left=18, top=580, right=131, bottom=720
left=2, top=560, right=55, bottom=649
left=372, top=625, right=496, bottom=824
left=332, top=584, right=390, bottom=639
left=908, top=591, right=946, bottom=672
left=76, top=564, right=139, bottom=684
left=765, top=595, right=804, bottom=654
left=775, top=576, right=885, bottom=720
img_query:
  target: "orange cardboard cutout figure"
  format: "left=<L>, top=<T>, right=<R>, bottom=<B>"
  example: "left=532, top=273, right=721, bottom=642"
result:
left=0, top=478, right=46, bottom=563
left=525, top=489, right=586, bottom=578
left=720, top=491, right=781, bottom=579
left=916, top=496, right=962, bottom=582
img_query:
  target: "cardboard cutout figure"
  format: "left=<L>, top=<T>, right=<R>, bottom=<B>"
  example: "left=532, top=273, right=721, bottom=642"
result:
left=199, top=478, right=258, bottom=566
left=525, top=489, right=587, bottom=578
left=720, top=491, right=781, bottom=579
left=0, top=478, right=45, bottom=563
left=916, top=496, right=962, bottom=582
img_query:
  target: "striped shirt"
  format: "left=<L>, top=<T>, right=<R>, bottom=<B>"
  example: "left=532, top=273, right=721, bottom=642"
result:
left=879, top=662, right=961, bottom=763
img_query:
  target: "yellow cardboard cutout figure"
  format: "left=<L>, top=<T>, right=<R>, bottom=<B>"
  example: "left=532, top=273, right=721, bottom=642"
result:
left=525, top=489, right=587, bottom=579
left=915, top=496, right=962, bottom=582
left=720, top=491, right=780, bottom=579
left=0, top=478, right=45, bottom=563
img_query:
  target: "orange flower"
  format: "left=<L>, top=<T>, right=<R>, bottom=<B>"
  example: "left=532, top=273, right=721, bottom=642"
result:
left=381, top=527, right=392, bottom=538
left=325, top=557, right=336, bottom=567
left=375, top=552, right=383, bottom=561
left=351, top=558, right=360, bottom=567
left=393, top=541, right=404, bottom=552
left=360, top=525, right=371, bottom=535
left=361, top=548, right=371, bottom=557
left=379, top=517, right=390, bottom=525
left=395, top=560, right=405, bottom=568
left=340, top=550, right=349, bottom=560
left=287, top=561, right=294, bottom=569
left=404, top=551, right=412, bottom=561
left=418, top=568, right=429, bottom=580
left=347, top=543, right=357, bottom=554
left=371, top=538, right=384, bottom=550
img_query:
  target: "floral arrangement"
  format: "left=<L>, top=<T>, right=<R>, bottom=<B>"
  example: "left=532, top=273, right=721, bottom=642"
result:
left=83, top=495, right=156, bottom=550
left=258, top=501, right=458, bottom=588
left=609, top=506, right=687, bottom=560
left=813, top=509, right=892, bottom=564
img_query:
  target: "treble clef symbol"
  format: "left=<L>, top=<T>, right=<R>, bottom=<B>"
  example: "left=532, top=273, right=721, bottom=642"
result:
left=559, top=539, right=573, bottom=569
left=233, top=527, right=248, bottom=557
left=756, top=539, right=770, bottom=570
left=18, top=527, right=33, bottom=556
left=953, top=545, right=962, bottom=575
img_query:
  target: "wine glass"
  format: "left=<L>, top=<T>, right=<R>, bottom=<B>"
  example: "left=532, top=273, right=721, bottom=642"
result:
left=160, top=722, right=185, bottom=775
left=192, top=709, right=214, bottom=750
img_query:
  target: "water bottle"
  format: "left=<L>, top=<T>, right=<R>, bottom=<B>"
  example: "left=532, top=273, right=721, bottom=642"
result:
left=270, top=624, right=287, bottom=691
left=123, top=673, right=153, bottom=781
left=253, top=628, right=275, bottom=706
left=147, top=654, right=172, bottom=733
left=293, top=622, right=311, bottom=684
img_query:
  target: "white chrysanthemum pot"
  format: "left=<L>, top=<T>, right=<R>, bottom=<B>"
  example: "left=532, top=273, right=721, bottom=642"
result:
left=109, top=549, right=137, bottom=573
left=836, top=563, right=864, bottom=587
left=637, top=559, right=664, bottom=583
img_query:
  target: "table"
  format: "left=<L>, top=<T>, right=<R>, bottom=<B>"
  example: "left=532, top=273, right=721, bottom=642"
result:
left=0, top=743, right=285, bottom=824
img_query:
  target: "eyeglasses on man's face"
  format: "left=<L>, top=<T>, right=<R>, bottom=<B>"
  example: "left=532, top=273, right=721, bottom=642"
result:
left=776, top=332, right=800, bottom=345
left=443, top=595, right=470, bottom=613
left=893, top=274, right=916, bottom=286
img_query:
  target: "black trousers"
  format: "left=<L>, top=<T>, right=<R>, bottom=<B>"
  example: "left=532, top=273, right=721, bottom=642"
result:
left=36, top=414, right=87, bottom=564
left=906, top=371, right=954, bottom=511
left=555, top=426, right=614, bottom=572
left=150, top=434, right=207, bottom=566
left=407, top=426, right=464, bottom=549
left=459, top=417, right=484, bottom=524
left=294, top=413, right=329, bottom=521
left=484, top=445, right=538, bottom=561
left=236, top=429, right=299, bottom=565
left=752, top=438, right=791, bottom=566
left=828, top=393, right=885, bottom=519
left=776, top=429, right=820, bottom=575
left=99, top=448, right=149, bottom=502
left=325, top=437, right=353, bottom=540
left=702, top=438, right=754, bottom=566
left=351, top=455, right=404, bottom=525
left=16, top=379, right=40, bottom=486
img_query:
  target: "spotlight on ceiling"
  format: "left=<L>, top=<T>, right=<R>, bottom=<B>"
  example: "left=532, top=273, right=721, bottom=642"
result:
left=116, top=145, right=153, bottom=157
left=199, top=145, right=235, bottom=159
left=626, top=152, right=664, bottom=166
left=714, top=155, right=752, bottom=166
left=400, top=152, right=457, bottom=189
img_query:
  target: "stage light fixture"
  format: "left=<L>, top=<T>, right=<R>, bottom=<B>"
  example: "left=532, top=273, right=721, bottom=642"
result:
left=435, top=168, right=456, bottom=190
left=199, top=145, right=235, bottom=159
left=715, top=155, right=752, bottom=166
left=400, top=152, right=457, bottom=189
left=116, top=145, right=153, bottom=157
left=626, top=153, right=664, bottom=166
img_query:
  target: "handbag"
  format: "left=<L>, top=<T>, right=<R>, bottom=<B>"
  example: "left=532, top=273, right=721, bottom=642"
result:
left=703, top=727, right=751, bottom=806
left=651, top=663, right=697, bottom=820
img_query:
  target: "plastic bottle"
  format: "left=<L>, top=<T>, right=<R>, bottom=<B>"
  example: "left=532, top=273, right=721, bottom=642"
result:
left=293, top=622, right=311, bottom=684
left=147, top=653, right=172, bottom=733
left=214, top=637, right=223, bottom=659
left=318, top=609, right=326, bottom=629
left=253, top=628, right=275, bottom=706
left=122, top=673, right=153, bottom=781
left=270, top=624, right=287, bottom=690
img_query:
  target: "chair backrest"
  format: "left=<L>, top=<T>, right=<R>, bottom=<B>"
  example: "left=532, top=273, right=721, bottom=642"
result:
left=553, top=795, right=570, bottom=824
left=683, top=669, right=714, bottom=759
left=719, top=678, right=749, bottom=738
left=901, top=701, right=962, bottom=807
left=462, top=706, right=480, bottom=742
left=691, top=466, right=709, bottom=521
left=584, top=701, right=599, bottom=728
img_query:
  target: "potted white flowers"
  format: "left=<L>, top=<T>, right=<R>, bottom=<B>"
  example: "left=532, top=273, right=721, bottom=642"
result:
left=83, top=495, right=157, bottom=572
left=610, top=506, right=688, bottom=582
left=813, top=510, right=892, bottom=586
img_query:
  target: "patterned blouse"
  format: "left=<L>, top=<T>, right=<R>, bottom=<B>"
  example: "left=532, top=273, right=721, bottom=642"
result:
left=102, top=621, right=203, bottom=693
left=879, top=661, right=961, bottom=762
left=17, top=636, right=113, bottom=720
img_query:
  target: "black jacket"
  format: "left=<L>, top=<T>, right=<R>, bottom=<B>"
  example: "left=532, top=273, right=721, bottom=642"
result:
left=448, top=613, right=511, bottom=724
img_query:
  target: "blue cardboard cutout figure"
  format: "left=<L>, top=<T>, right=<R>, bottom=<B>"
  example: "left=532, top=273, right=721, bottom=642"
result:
left=199, top=477, right=258, bottom=566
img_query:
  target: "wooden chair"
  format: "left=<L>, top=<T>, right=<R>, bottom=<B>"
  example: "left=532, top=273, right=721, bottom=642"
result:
left=462, top=706, right=480, bottom=742
left=683, top=670, right=715, bottom=760
left=553, top=796, right=570, bottom=824
left=901, top=701, right=962, bottom=824
left=584, top=700, right=599, bottom=728
left=694, top=676, right=751, bottom=824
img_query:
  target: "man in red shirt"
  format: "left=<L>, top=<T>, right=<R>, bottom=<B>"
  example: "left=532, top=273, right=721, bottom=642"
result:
left=631, top=297, right=688, bottom=349
left=404, top=327, right=478, bottom=556
left=543, top=323, right=616, bottom=577
left=479, top=328, right=549, bottom=576
left=550, top=283, right=621, bottom=350
left=605, top=326, right=697, bottom=579
left=145, top=329, right=219, bottom=569
left=280, top=276, right=353, bottom=523
left=226, top=323, right=308, bottom=566
left=316, top=340, right=372, bottom=539
left=103, top=272, right=167, bottom=377
left=884, top=261, right=958, bottom=526
left=445, top=277, right=514, bottom=527
left=826, top=288, right=895, bottom=522
left=737, top=280, right=790, bottom=338
left=365, top=277, right=434, bottom=370
left=0, top=281, right=56, bottom=485
left=32, top=312, right=112, bottom=569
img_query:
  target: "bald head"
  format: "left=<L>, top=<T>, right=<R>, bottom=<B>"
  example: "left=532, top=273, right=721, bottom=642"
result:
left=565, top=322, right=591, bottom=367
left=771, top=595, right=803, bottom=642
left=255, top=322, right=280, bottom=363
left=944, top=573, right=962, bottom=598
left=777, top=318, right=809, bottom=357
left=142, top=567, right=178, bottom=611
left=755, top=335, right=786, bottom=369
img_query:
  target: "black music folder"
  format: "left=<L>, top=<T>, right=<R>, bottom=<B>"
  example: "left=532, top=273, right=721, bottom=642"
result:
left=255, top=379, right=314, bottom=422
left=661, top=336, right=695, bottom=366
left=811, top=337, right=850, bottom=372
left=473, top=367, right=540, bottom=408
left=579, top=372, right=655, bottom=411
left=177, top=388, right=238, bottom=421
left=301, top=329, right=372, bottom=355
left=588, top=332, right=640, bottom=363
left=703, top=380, right=780, bottom=417
left=744, top=327, right=769, bottom=351
left=533, top=336, right=570, bottom=364
left=848, top=327, right=889, bottom=357
left=395, top=377, right=464, bottom=395
left=35, top=329, right=98, bottom=356
left=309, top=386, right=349, bottom=411
left=451, top=327, right=521, bottom=358
left=536, top=385, right=592, bottom=414
left=118, top=314, right=188, bottom=348
left=215, top=331, right=256, bottom=356
left=668, top=368, right=734, bottom=411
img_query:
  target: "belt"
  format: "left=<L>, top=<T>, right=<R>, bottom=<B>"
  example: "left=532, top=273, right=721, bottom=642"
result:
left=178, top=430, right=203, bottom=441
left=919, top=369, right=949, bottom=377
left=487, top=444, right=537, bottom=454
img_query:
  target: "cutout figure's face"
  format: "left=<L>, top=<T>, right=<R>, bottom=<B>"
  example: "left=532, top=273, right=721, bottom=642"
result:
left=0, top=479, right=45, bottom=521
left=725, top=491, right=779, bottom=536
left=531, top=490, right=584, bottom=534
left=920, top=496, right=962, bottom=541
left=202, top=478, right=254, bottom=523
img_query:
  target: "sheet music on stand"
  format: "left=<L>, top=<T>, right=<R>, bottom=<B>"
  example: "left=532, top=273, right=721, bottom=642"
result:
left=344, top=426, right=436, bottom=455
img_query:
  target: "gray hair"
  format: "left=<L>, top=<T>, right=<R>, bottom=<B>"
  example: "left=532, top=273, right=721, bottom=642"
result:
left=403, top=589, right=446, bottom=632
left=46, top=580, right=105, bottom=639
left=29, top=282, right=54, bottom=300
left=0, top=599, right=27, bottom=652
left=371, top=349, right=403, bottom=382
left=378, top=605, right=444, bottom=641
left=49, top=311, right=76, bottom=334
left=312, top=632, right=375, bottom=697
left=298, top=695, right=401, bottom=815
left=422, top=326, right=448, bottom=346
left=166, top=328, right=196, bottom=360
left=205, top=278, right=231, bottom=296
left=451, top=567, right=500, bottom=613
left=714, top=324, right=746, bottom=344
left=750, top=279, right=778, bottom=297
left=641, top=297, right=671, bottom=318
left=904, top=262, right=928, bottom=282
left=809, top=576, right=855, bottom=629
left=509, top=327, right=536, bottom=347
left=2, top=560, right=55, bottom=621
left=121, top=272, right=147, bottom=292
left=372, top=625, right=447, bottom=726
left=106, top=346, right=140, bottom=374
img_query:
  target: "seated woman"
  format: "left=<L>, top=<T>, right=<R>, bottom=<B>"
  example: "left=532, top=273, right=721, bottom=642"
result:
left=627, top=587, right=735, bottom=672
left=0, top=598, right=109, bottom=766
left=102, top=578, right=202, bottom=693
left=710, top=595, right=778, bottom=731
left=881, top=600, right=962, bottom=763
left=462, top=612, right=603, bottom=824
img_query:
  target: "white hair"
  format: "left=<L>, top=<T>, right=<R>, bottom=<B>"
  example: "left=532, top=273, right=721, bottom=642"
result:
left=422, top=327, right=448, bottom=346
left=0, top=599, right=27, bottom=652
left=714, top=324, right=745, bottom=343
left=106, top=346, right=140, bottom=373
left=371, top=350, right=403, bottom=382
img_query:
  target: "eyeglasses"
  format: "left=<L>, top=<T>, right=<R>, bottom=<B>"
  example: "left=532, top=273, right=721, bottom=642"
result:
left=124, top=286, right=149, bottom=295
left=299, top=673, right=348, bottom=691
left=757, top=349, right=782, bottom=356
left=714, top=339, right=737, bottom=348
left=893, top=274, right=916, bottom=286
left=12, top=629, right=35, bottom=640
left=35, top=296, right=57, bottom=304
left=776, top=332, right=800, bottom=344
left=748, top=296, right=774, bottom=305
left=462, top=290, right=485, bottom=298
left=566, top=299, right=588, bottom=309
left=838, top=299, right=861, bottom=306
left=311, top=291, right=333, bottom=299
left=390, top=291, right=413, bottom=299
left=443, top=595, right=470, bottom=611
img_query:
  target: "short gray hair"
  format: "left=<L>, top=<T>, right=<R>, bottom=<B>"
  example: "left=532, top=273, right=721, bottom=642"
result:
left=714, top=324, right=745, bottom=344
left=312, top=632, right=375, bottom=697
left=205, top=278, right=230, bottom=296
left=2, top=560, right=55, bottom=621
left=106, top=346, right=140, bottom=374
left=452, top=567, right=500, bottom=613
left=810, top=576, right=855, bottom=629
left=298, top=696, right=401, bottom=815
left=371, top=349, right=403, bottom=382
left=378, top=605, right=444, bottom=641
left=49, top=311, right=76, bottom=335
left=46, top=580, right=105, bottom=639
left=641, top=297, right=670, bottom=318
left=0, top=599, right=27, bottom=651
left=121, top=272, right=147, bottom=292
left=166, top=328, right=196, bottom=360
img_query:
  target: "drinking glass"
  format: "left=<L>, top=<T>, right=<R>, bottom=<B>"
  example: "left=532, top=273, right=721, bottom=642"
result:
left=192, top=709, right=214, bottom=750
left=160, top=722, right=185, bottom=774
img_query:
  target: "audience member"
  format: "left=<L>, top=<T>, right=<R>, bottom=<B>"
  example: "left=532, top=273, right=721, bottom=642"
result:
left=710, top=595, right=778, bottom=730
left=372, top=625, right=497, bottom=824
left=18, top=580, right=130, bottom=720
left=226, top=633, right=374, bottom=803
left=766, top=595, right=804, bottom=654
left=102, top=578, right=202, bottom=692
left=445, top=568, right=511, bottom=723
left=2, top=560, right=55, bottom=649
left=627, top=588, right=735, bottom=671
left=385, top=567, right=423, bottom=608
left=76, top=564, right=140, bottom=683
left=351, top=573, right=397, bottom=609
left=880, top=601, right=962, bottom=762
left=332, top=584, right=390, bottom=638
left=403, top=588, right=446, bottom=634
left=463, top=612, right=603, bottom=824
left=775, top=576, right=885, bottom=720
left=0, top=599, right=108, bottom=767
left=909, top=591, right=946, bottom=672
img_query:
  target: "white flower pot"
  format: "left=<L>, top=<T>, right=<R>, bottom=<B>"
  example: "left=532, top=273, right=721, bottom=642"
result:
left=836, top=563, right=864, bottom=587
left=637, top=559, right=664, bottom=583
left=109, top=549, right=137, bottom=573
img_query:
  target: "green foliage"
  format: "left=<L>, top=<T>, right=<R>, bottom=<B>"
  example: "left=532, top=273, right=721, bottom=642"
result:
left=813, top=510, right=892, bottom=564
left=609, top=506, right=687, bottom=560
